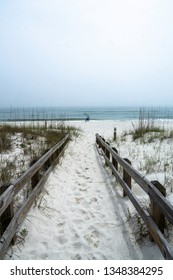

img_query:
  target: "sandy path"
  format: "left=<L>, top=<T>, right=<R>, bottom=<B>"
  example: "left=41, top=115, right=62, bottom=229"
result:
left=41, top=133, right=136, bottom=260
left=8, top=121, right=161, bottom=260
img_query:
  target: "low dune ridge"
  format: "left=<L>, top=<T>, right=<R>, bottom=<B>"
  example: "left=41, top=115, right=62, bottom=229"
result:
left=5, top=120, right=173, bottom=260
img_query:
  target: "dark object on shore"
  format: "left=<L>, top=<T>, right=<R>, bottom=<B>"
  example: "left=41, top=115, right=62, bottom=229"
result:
left=84, top=113, right=90, bottom=122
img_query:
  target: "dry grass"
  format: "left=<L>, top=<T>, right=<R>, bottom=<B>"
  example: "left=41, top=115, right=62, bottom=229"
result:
left=0, top=121, right=80, bottom=184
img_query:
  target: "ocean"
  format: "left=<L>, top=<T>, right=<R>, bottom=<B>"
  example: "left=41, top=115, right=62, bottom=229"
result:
left=0, top=106, right=173, bottom=121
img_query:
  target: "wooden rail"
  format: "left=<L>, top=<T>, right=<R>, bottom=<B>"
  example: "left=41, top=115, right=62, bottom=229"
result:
left=96, top=133, right=173, bottom=260
left=0, top=134, right=69, bottom=259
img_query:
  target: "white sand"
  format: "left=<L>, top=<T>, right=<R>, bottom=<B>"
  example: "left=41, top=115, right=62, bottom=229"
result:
left=6, top=120, right=172, bottom=260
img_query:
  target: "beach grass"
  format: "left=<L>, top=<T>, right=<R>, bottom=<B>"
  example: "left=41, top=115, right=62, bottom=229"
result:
left=0, top=121, right=80, bottom=184
left=120, top=108, right=173, bottom=143
left=113, top=111, right=173, bottom=197
left=130, top=108, right=165, bottom=141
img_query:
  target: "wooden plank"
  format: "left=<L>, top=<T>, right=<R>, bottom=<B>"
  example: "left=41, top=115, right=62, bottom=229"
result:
left=96, top=134, right=173, bottom=225
left=13, top=134, right=69, bottom=195
left=0, top=165, right=53, bottom=259
left=0, top=184, right=16, bottom=245
left=0, top=217, right=18, bottom=259
left=150, top=181, right=166, bottom=241
left=123, top=158, right=131, bottom=197
left=101, top=150, right=173, bottom=259
left=110, top=145, right=173, bottom=224
left=105, top=142, right=110, bottom=166
left=30, top=159, right=40, bottom=190
left=112, top=147, right=118, bottom=170
left=0, top=136, right=69, bottom=259
left=17, top=165, right=53, bottom=225
left=0, top=185, right=14, bottom=217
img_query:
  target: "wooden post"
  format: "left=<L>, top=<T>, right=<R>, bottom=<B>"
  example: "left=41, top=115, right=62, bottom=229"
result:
left=112, top=147, right=118, bottom=173
left=30, top=159, right=39, bottom=190
left=101, top=137, right=105, bottom=152
left=51, top=152, right=56, bottom=164
left=0, top=184, right=16, bottom=244
left=105, top=142, right=110, bottom=166
left=114, top=128, right=117, bottom=141
left=43, top=149, right=51, bottom=171
left=123, top=158, right=131, bottom=197
left=46, top=157, right=51, bottom=169
left=149, top=180, right=166, bottom=241
left=56, top=147, right=60, bottom=158
left=96, top=134, right=99, bottom=146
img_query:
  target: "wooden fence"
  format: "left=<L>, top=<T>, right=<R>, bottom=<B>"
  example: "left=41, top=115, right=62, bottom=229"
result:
left=96, top=133, right=173, bottom=260
left=0, top=134, right=69, bottom=259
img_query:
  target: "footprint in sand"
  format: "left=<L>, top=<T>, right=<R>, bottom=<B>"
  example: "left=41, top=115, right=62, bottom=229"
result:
left=84, top=230, right=100, bottom=248
left=72, top=218, right=83, bottom=225
left=41, top=241, right=49, bottom=250
left=90, top=197, right=98, bottom=204
left=71, top=208, right=91, bottom=221
left=71, top=253, right=82, bottom=260
left=79, top=187, right=87, bottom=192
left=73, top=241, right=82, bottom=249
left=57, top=221, right=66, bottom=229
left=54, top=234, right=68, bottom=245
left=57, top=221, right=66, bottom=235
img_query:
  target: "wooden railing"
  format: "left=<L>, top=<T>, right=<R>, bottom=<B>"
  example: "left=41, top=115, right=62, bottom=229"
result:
left=0, top=134, right=69, bottom=259
left=96, top=133, right=173, bottom=260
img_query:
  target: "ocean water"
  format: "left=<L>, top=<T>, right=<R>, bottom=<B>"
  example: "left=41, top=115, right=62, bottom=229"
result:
left=0, top=106, right=173, bottom=121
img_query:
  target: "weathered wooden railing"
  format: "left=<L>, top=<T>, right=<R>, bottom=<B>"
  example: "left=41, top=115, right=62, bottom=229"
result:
left=0, top=134, right=69, bottom=259
left=96, top=133, right=173, bottom=260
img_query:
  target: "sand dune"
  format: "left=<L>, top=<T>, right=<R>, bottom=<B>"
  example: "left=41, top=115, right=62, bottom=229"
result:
left=6, top=120, right=166, bottom=260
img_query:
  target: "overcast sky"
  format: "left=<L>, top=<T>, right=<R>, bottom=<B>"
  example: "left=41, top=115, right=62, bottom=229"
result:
left=0, top=0, right=173, bottom=107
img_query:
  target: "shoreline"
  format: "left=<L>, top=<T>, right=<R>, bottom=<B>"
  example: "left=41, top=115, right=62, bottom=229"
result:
left=1, top=106, right=173, bottom=122
left=1, top=117, right=173, bottom=122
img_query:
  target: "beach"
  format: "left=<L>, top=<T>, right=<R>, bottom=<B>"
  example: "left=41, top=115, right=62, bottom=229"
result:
left=4, top=120, right=173, bottom=260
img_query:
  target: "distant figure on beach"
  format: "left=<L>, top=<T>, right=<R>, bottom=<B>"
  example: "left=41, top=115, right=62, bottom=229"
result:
left=84, top=113, right=90, bottom=122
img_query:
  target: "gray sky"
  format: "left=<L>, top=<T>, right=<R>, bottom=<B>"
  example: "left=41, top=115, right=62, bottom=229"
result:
left=0, top=0, right=173, bottom=107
